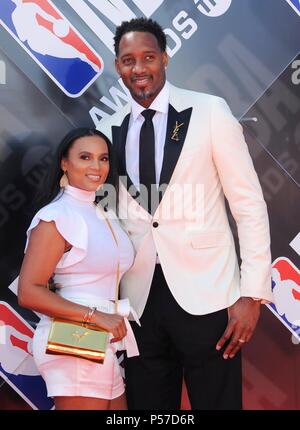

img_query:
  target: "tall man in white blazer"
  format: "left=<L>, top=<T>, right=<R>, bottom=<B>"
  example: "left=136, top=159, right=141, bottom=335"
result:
left=98, top=18, right=272, bottom=410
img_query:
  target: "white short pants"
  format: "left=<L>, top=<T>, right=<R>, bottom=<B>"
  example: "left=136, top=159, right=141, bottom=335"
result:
left=32, top=296, right=139, bottom=400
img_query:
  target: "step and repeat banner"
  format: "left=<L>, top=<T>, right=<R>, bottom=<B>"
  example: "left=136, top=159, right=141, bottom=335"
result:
left=0, top=0, right=299, bottom=410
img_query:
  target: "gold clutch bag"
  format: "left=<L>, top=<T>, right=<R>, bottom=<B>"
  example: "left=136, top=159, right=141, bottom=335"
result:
left=46, top=318, right=108, bottom=364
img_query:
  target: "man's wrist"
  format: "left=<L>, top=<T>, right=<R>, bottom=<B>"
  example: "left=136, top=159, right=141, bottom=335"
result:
left=241, top=296, right=269, bottom=304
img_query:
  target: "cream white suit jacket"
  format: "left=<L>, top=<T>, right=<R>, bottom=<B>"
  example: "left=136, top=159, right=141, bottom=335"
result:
left=98, top=84, right=273, bottom=318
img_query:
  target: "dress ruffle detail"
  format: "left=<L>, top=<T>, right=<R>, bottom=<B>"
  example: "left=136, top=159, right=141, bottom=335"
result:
left=25, top=201, right=88, bottom=268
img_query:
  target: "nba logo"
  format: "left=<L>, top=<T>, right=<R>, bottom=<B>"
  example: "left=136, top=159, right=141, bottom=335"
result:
left=285, top=0, right=300, bottom=16
left=0, top=301, right=53, bottom=410
left=268, top=257, right=300, bottom=340
left=0, top=0, right=103, bottom=97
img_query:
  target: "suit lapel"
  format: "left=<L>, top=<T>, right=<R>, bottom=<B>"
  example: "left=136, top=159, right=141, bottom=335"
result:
left=112, top=113, right=129, bottom=177
left=112, top=113, right=141, bottom=204
left=159, top=104, right=193, bottom=201
left=112, top=90, right=193, bottom=213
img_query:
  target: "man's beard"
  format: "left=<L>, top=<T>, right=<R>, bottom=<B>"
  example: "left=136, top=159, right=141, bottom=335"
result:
left=133, top=88, right=154, bottom=101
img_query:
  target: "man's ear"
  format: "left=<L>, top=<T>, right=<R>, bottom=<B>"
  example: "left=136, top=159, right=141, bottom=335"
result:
left=115, top=58, right=121, bottom=76
left=162, top=51, right=168, bottom=69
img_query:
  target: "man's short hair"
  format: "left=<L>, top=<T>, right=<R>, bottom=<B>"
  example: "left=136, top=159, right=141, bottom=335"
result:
left=114, top=17, right=167, bottom=57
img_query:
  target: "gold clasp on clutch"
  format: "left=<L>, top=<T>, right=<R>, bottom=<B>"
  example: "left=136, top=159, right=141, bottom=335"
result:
left=71, top=330, right=91, bottom=343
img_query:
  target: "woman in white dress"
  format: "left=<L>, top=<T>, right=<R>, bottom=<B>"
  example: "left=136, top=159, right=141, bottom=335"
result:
left=18, top=128, right=139, bottom=410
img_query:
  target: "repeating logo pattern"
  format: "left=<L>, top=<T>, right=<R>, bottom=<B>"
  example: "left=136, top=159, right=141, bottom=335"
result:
left=285, top=0, right=300, bottom=16
left=269, top=257, right=300, bottom=340
left=0, top=302, right=53, bottom=410
left=0, top=0, right=103, bottom=97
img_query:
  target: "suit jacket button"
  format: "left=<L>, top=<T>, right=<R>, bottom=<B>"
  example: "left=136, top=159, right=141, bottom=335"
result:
left=152, top=222, right=159, bottom=228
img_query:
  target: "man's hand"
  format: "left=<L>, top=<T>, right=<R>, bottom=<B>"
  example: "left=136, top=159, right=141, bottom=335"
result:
left=216, top=297, right=261, bottom=359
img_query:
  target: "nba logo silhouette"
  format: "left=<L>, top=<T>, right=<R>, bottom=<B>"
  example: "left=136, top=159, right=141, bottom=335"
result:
left=0, top=0, right=103, bottom=97
left=268, top=257, right=300, bottom=340
left=285, top=0, right=300, bottom=16
left=0, top=301, right=53, bottom=410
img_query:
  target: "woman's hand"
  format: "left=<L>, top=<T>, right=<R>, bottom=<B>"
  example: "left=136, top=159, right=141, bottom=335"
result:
left=95, top=311, right=127, bottom=343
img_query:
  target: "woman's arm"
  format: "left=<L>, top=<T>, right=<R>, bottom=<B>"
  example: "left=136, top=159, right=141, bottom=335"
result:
left=18, top=221, right=127, bottom=340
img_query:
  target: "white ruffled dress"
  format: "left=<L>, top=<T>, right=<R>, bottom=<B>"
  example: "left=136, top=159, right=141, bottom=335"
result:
left=25, top=185, right=139, bottom=400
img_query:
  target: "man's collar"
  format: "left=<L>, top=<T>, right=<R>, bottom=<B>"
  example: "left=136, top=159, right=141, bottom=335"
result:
left=131, top=81, right=170, bottom=121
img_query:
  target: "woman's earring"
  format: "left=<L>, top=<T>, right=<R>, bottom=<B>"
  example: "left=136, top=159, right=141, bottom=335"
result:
left=60, top=171, right=69, bottom=188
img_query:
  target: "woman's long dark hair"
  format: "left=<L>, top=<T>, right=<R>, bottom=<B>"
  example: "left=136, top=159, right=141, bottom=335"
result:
left=34, top=128, right=119, bottom=213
